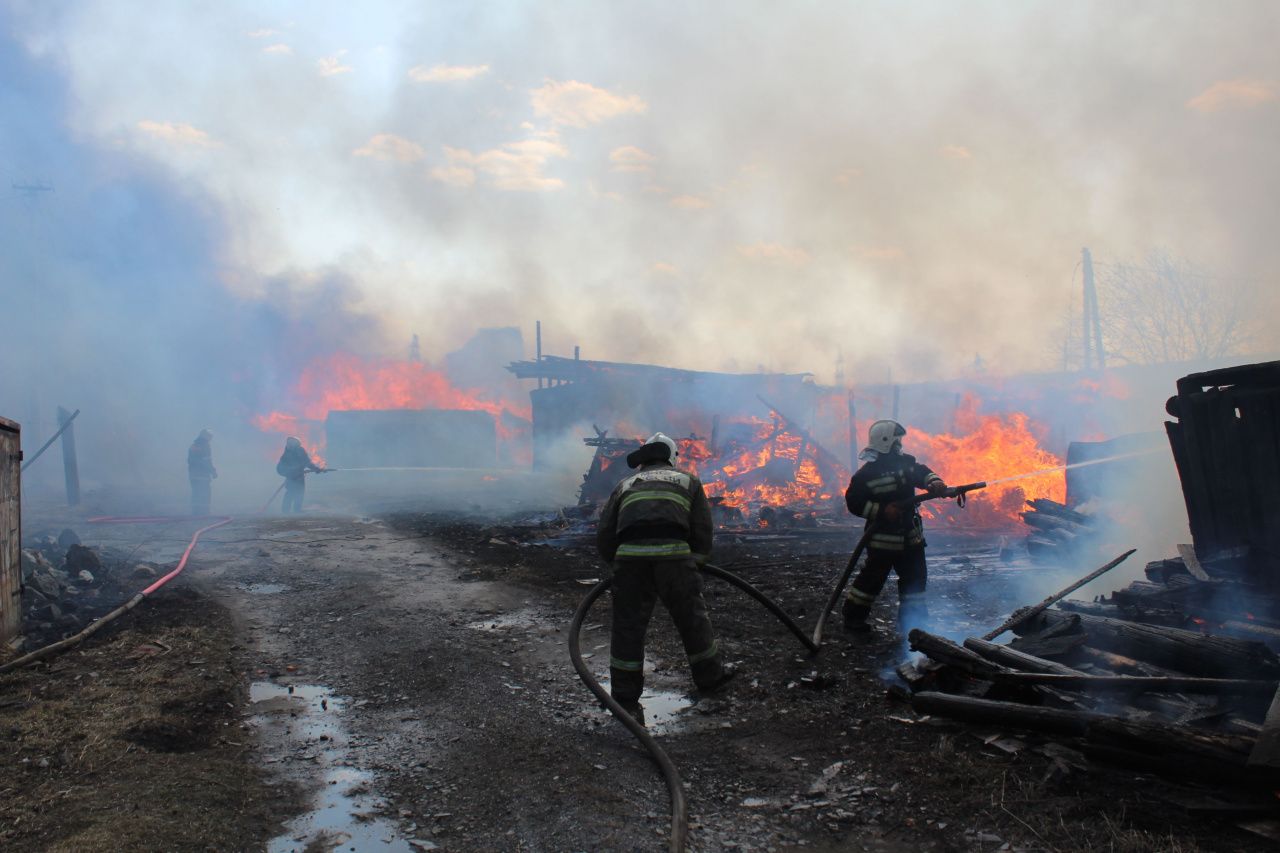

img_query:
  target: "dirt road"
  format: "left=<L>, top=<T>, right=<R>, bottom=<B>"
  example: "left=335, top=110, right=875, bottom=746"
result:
left=5, top=509, right=1271, bottom=851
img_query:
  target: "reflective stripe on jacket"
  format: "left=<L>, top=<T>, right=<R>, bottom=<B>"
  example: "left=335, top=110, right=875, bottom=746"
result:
left=845, top=451, right=941, bottom=549
left=597, top=463, right=713, bottom=563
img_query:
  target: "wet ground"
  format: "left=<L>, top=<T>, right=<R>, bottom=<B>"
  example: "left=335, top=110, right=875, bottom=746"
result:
left=4, top=507, right=1275, bottom=851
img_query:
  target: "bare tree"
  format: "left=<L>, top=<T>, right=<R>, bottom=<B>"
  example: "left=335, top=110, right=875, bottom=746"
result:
left=1095, top=250, right=1260, bottom=365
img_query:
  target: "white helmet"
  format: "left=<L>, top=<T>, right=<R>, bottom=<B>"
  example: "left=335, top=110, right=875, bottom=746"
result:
left=866, top=420, right=906, bottom=455
left=645, top=432, right=679, bottom=462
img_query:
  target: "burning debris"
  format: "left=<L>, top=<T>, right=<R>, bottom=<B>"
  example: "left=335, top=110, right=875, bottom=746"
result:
left=893, top=361, right=1280, bottom=809
left=578, top=398, right=851, bottom=529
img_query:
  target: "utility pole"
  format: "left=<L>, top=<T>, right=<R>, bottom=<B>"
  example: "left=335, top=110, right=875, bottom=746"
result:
left=57, top=406, right=80, bottom=507
left=1081, top=248, right=1105, bottom=370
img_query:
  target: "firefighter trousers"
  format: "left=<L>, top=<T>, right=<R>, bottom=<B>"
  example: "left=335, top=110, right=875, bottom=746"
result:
left=282, top=477, right=306, bottom=513
left=842, top=546, right=928, bottom=632
left=609, top=557, right=725, bottom=705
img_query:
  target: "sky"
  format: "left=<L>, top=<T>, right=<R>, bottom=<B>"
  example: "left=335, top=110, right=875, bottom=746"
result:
left=3, top=0, right=1278, bottom=404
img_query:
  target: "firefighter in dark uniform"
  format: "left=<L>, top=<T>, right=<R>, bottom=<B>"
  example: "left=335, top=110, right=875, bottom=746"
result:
left=187, top=429, right=216, bottom=515
left=597, top=432, right=733, bottom=720
left=842, top=420, right=948, bottom=634
left=276, top=436, right=323, bottom=513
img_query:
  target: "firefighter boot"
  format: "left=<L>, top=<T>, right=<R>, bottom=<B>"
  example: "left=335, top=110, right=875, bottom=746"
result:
left=842, top=599, right=872, bottom=634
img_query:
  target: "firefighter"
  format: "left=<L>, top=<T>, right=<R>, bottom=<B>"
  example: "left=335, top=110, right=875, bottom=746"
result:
left=276, top=436, right=323, bottom=513
left=842, top=420, right=948, bottom=634
left=597, top=432, right=734, bottom=722
left=187, top=429, right=216, bottom=515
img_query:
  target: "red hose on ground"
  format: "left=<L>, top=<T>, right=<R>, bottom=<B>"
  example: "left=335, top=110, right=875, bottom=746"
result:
left=0, top=516, right=233, bottom=674
left=138, top=517, right=233, bottom=594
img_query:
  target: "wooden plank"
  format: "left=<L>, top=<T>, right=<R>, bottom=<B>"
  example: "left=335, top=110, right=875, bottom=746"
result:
left=987, top=672, right=1278, bottom=696
left=1020, top=609, right=1280, bottom=678
left=0, top=418, right=19, bottom=644
left=963, top=637, right=1083, bottom=675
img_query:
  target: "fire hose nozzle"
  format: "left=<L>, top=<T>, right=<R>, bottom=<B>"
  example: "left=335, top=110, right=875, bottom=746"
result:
left=945, top=481, right=986, bottom=508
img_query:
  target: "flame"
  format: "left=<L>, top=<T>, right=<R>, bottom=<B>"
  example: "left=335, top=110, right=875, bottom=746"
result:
left=254, top=352, right=532, bottom=465
left=251, top=412, right=327, bottom=467
left=908, top=394, right=1065, bottom=528
left=680, top=418, right=848, bottom=517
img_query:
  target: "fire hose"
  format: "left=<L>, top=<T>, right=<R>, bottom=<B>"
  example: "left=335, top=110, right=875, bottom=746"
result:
left=810, top=482, right=986, bottom=651
left=0, top=516, right=233, bottom=675
left=569, top=562, right=816, bottom=853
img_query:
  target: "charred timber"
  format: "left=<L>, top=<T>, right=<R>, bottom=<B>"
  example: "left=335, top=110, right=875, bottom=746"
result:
left=1024, top=499, right=1092, bottom=526
left=1014, top=609, right=1280, bottom=678
left=962, top=637, right=1084, bottom=675
left=912, top=693, right=1263, bottom=781
left=911, top=692, right=1104, bottom=736
left=986, top=672, right=1279, bottom=696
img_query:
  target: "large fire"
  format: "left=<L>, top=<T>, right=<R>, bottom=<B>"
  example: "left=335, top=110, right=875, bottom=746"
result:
left=252, top=352, right=532, bottom=464
left=679, top=418, right=844, bottom=513
left=909, top=394, right=1065, bottom=528
left=590, top=394, right=1064, bottom=531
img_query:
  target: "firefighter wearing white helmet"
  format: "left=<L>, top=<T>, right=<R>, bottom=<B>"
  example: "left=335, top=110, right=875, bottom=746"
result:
left=843, top=420, right=949, bottom=634
left=597, top=432, right=733, bottom=722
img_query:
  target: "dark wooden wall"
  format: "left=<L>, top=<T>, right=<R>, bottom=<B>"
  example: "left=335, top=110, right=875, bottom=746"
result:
left=1165, top=361, right=1280, bottom=587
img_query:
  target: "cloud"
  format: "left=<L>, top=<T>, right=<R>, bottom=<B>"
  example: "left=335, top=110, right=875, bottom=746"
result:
left=262, top=43, right=292, bottom=55
left=530, top=80, right=647, bottom=128
left=669, top=194, right=711, bottom=210
left=651, top=261, right=680, bottom=276
left=1186, top=79, right=1276, bottom=112
left=431, top=137, right=568, bottom=191
left=136, top=120, right=220, bottom=148
left=853, top=245, right=906, bottom=262
left=610, top=145, right=655, bottom=173
left=408, top=63, right=490, bottom=83
left=247, top=28, right=277, bottom=39
left=353, top=133, right=426, bottom=163
left=940, top=144, right=972, bottom=160
left=318, top=51, right=352, bottom=77
left=736, top=243, right=811, bottom=265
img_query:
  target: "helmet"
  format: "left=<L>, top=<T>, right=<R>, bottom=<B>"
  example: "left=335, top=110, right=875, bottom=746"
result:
left=626, top=431, right=679, bottom=468
left=197, top=428, right=213, bottom=441
left=645, top=432, right=678, bottom=462
left=286, top=436, right=302, bottom=448
left=866, top=420, right=906, bottom=455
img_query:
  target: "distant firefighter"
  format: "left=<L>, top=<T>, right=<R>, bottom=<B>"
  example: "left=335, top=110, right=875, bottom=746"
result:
left=596, top=432, right=734, bottom=724
left=276, top=436, right=324, bottom=513
left=187, top=428, right=216, bottom=515
left=842, top=419, right=948, bottom=635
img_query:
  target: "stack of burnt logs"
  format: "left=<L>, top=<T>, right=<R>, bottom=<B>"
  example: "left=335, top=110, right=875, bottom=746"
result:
left=1022, top=498, right=1100, bottom=561
left=898, top=547, right=1280, bottom=787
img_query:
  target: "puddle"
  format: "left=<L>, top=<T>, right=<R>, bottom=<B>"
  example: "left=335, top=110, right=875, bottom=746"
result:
left=639, top=689, right=695, bottom=733
left=251, top=682, right=422, bottom=852
left=596, top=680, right=695, bottom=734
left=242, top=582, right=288, bottom=595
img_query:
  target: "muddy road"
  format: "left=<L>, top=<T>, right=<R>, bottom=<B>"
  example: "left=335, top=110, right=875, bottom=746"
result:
left=5, top=509, right=1272, bottom=851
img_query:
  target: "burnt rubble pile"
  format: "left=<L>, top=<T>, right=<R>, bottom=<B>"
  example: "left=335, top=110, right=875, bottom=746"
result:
left=19, top=528, right=162, bottom=647
left=896, top=547, right=1280, bottom=794
left=1021, top=498, right=1101, bottom=561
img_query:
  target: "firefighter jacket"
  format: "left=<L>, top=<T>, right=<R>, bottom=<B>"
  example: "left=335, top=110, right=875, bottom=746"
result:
left=845, top=451, right=942, bottom=551
left=187, top=439, right=215, bottom=480
left=276, top=445, right=319, bottom=480
left=597, top=463, right=714, bottom=563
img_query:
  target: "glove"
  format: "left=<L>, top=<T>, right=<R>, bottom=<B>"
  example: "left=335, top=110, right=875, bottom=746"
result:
left=928, top=480, right=949, bottom=497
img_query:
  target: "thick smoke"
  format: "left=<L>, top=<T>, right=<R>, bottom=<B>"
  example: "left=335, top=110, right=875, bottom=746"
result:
left=3, top=2, right=1277, bottom=519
